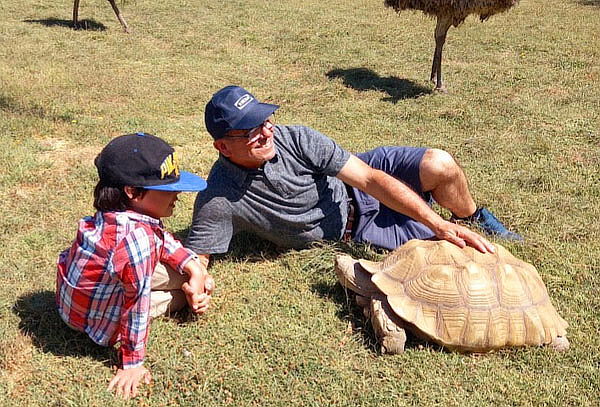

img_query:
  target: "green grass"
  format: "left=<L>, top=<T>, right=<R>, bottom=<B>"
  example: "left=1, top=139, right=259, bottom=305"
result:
left=1, top=0, right=599, bottom=405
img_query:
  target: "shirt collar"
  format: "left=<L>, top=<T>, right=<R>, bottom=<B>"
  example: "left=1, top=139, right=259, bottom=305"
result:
left=217, top=153, right=280, bottom=187
left=124, top=210, right=163, bottom=226
left=217, top=154, right=252, bottom=187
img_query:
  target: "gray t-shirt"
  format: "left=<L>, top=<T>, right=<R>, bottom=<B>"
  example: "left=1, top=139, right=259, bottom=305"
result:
left=186, top=125, right=351, bottom=253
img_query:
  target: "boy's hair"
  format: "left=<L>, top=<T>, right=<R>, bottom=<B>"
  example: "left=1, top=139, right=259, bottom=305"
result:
left=93, top=182, right=147, bottom=212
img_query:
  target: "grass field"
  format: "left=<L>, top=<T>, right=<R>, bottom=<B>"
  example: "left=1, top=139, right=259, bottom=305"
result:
left=0, top=0, right=599, bottom=405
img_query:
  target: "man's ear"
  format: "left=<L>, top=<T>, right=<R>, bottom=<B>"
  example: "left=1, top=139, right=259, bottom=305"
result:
left=214, top=139, right=232, bottom=157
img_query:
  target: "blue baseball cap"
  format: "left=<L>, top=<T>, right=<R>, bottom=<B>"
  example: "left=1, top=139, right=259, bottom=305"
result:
left=95, top=133, right=207, bottom=192
left=204, top=85, right=279, bottom=140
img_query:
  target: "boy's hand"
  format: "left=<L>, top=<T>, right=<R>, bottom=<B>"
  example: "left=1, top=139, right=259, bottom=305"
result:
left=108, top=366, right=151, bottom=399
left=182, top=274, right=214, bottom=314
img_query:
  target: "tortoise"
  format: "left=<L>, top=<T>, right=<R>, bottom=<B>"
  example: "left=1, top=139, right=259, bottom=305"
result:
left=335, top=239, right=569, bottom=353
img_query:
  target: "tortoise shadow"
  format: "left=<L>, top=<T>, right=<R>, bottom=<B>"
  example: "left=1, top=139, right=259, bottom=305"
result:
left=311, top=280, right=442, bottom=353
left=13, top=290, right=117, bottom=365
left=23, top=18, right=107, bottom=31
left=309, top=242, right=447, bottom=354
left=326, top=67, right=431, bottom=102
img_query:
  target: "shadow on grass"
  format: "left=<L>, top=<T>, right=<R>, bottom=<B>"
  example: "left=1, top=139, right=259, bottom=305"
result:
left=326, top=67, right=431, bottom=102
left=175, top=227, right=288, bottom=263
left=0, top=93, right=56, bottom=120
left=23, top=18, right=107, bottom=31
left=578, top=0, right=600, bottom=5
left=311, top=280, right=382, bottom=353
left=13, top=290, right=117, bottom=365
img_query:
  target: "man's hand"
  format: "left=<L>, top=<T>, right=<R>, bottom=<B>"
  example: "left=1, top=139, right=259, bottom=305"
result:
left=433, top=220, right=495, bottom=254
left=107, top=366, right=151, bottom=399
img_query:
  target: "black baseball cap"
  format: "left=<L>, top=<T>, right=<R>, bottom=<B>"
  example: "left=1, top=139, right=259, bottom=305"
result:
left=204, top=85, right=279, bottom=140
left=95, top=133, right=207, bottom=192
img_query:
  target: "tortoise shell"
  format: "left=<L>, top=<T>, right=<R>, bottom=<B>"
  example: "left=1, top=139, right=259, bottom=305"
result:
left=341, top=239, right=568, bottom=352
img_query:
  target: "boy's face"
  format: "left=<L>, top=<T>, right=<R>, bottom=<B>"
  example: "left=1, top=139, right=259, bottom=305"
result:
left=128, top=189, right=180, bottom=219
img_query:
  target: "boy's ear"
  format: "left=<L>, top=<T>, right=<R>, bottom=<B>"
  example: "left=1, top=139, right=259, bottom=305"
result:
left=123, top=186, right=137, bottom=200
left=214, top=139, right=232, bottom=157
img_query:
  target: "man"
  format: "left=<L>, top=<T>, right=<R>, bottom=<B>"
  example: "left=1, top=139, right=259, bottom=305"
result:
left=186, top=85, right=522, bottom=266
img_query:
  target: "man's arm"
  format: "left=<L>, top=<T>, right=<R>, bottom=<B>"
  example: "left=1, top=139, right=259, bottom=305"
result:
left=337, top=155, right=494, bottom=253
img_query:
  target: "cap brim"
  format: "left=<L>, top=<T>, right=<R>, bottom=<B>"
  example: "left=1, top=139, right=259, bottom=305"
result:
left=144, top=171, right=207, bottom=192
left=232, top=103, right=279, bottom=130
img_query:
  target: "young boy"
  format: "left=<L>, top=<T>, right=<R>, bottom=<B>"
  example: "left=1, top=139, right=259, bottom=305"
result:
left=56, top=133, right=214, bottom=399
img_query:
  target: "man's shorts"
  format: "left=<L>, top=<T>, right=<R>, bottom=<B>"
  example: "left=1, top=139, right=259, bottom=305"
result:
left=350, top=146, right=435, bottom=250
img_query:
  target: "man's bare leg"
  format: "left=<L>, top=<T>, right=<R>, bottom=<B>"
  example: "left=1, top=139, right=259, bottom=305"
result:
left=418, top=149, right=523, bottom=241
left=419, top=149, right=476, bottom=218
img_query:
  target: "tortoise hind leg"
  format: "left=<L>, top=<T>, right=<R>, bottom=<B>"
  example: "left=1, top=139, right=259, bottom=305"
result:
left=369, top=299, right=407, bottom=354
left=549, top=336, right=569, bottom=352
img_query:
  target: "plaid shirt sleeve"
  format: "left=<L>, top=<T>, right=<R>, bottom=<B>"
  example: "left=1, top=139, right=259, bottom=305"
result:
left=159, top=229, right=198, bottom=274
left=113, top=227, right=156, bottom=369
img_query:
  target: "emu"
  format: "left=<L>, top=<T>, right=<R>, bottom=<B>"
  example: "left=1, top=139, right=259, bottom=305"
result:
left=72, top=0, right=130, bottom=33
left=384, top=0, right=519, bottom=91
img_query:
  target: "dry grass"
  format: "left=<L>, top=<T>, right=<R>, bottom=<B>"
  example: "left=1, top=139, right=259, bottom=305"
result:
left=0, top=0, right=599, bottom=405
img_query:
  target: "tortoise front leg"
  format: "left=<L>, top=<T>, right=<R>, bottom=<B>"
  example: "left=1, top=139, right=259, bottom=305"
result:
left=107, top=0, right=130, bottom=33
left=370, top=299, right=407, bottom=354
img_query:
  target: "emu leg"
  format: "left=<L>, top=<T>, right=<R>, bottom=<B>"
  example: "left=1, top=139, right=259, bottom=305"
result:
left=107, top=0, right=130, bottom=33
left=430, top=17, right=452, bottom=92
left=72, top=0, right=80, bottom=29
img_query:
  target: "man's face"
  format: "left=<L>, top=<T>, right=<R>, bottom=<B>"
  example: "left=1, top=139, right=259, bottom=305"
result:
left=216, top=118, right=276, bottom=168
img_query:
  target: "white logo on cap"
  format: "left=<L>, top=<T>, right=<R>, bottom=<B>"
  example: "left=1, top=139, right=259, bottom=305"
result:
left=234, top=94, right=253, bottom=110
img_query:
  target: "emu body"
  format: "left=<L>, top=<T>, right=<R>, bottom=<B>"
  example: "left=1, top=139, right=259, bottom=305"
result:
left=73, top=0, right=130, bottom=33
left=384, top=0, right=519, bottom=91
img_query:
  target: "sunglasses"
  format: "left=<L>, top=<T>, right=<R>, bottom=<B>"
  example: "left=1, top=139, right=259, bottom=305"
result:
left=226, top=120, right=273, bottom=144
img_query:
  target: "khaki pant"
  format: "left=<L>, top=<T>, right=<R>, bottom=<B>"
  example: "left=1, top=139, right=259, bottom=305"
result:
left=150, top=263, right=188, bottom=318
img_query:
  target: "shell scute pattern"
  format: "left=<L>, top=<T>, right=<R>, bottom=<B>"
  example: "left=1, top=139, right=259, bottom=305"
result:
left=458, top=262, right=499, bottom=308
left=438, top=306, right=468, bottom=344
left=365, top=240, right=567, bottom=350
left=497, top=264, right=533, bottom=307
left=400, top=265, right=463, bottom=306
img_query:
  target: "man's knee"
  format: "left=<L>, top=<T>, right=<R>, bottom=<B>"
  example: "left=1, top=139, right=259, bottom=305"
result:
left=420, top=149, right=461, bottom=188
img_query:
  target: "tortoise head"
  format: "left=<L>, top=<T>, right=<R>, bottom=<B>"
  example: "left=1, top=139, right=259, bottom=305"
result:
left=334, top=254, right=384, bottom=299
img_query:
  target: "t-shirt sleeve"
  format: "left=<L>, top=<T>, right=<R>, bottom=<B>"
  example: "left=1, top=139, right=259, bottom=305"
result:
left=289, top=126, right=351, bottom=176
left=185, top=195, right=234, bottom=254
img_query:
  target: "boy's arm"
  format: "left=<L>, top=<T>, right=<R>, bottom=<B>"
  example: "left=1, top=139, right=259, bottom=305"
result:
left=116, top=229, right=155, bottom=369
left=102, top=227, right=155, bottom=399
left=159, top=229, right=214, bottom=314
left=181, top=254, right=214, bottom=314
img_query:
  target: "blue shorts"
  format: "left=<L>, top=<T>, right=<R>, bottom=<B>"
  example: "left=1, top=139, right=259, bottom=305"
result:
left=350, top=146, right=435, bottom=250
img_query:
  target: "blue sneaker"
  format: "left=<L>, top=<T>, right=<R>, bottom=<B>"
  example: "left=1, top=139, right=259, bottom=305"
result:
left=451, top=207, right=524, bottom=241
